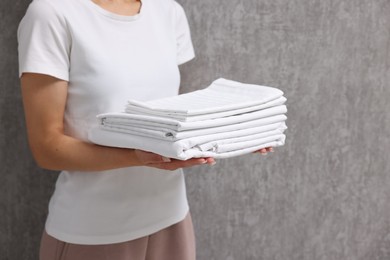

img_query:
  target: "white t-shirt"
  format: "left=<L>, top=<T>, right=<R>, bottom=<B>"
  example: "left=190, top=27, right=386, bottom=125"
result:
left=18, top=0, right=195, bottom=245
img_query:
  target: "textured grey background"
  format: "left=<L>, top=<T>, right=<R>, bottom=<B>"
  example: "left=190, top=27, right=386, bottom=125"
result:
left=1, top=0, right=390, bottom=259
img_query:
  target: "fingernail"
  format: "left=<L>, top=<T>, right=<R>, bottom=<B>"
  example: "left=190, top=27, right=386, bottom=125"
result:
left=270, top=148, right=274, bottom=152
left=162, top=157, right=171, bottom=162
left=210, top=161, right=216, bottom=166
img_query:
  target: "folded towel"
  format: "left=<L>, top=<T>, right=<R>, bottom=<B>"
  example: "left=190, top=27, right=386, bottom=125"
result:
left=174, top=122, right=287, bottom=150
left=101, top=105, right=286, bottom=131
left=88, top=124, right=287, bottom=160
left=126, top=96, right=287, bottom=122
left=125, top=78, right=284, bottom=117
left=197, top=128, right=286, bottom=152
left=98, top=114, right=287, bottom=141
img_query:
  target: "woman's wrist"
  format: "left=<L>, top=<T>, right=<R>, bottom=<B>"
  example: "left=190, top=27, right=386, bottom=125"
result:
left=126, top=149, right=145, bottom=167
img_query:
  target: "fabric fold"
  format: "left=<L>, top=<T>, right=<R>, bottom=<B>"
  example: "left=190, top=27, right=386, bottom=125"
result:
left=98, top=114, right=287, bottom=141
left=126, top=96, right=287, bottom=122
left=88, top=126, right=287, bottom=160
left=99, top=105, right=287, bottom=132
left=125, top=78, right=284, bottom=116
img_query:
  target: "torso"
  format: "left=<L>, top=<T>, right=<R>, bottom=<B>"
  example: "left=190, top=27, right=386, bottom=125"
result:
left=19, top=0, right=192, bottom=245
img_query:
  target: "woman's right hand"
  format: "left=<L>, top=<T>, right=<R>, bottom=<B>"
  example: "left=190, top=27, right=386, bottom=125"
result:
left=134, top=150, right=216, bottom=171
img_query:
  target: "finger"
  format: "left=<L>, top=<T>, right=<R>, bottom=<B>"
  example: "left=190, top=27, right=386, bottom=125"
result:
left=169, top=158, right=207, bottom=164
left=259, top=148, right=267, bottom=154
left=205, top=157, right=216, bottom=165
left=253, top=147, right=274, bottom=155
left=170, top=157, right=215, bottom=166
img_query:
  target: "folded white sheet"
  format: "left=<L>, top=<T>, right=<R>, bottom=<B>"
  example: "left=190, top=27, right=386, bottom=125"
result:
left=175, top=122, right=287, bottom=150
left=99, top=105, right=287, bottom=132
left=197, top=128, right=285, bottom=152
left=126, top=96, right=287, bottom=122
left=98, top=114, right=287, bottom=141
left=88, top=124, right=287, bottom=160
left=125, top=78, right=284, bottom=117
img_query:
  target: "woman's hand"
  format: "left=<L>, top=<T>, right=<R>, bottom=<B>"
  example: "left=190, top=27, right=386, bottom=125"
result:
left=135, top=150, right=216, bottom=171
left=253, top=147, right=274, bottom=155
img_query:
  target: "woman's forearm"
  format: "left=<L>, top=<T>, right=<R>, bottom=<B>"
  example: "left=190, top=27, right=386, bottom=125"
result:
left=30, top=131, right=212, bottom=172
left=31, top=132, right=143, bottom=171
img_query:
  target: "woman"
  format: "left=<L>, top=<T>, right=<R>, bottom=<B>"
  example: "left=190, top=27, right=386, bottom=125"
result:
left=18, top=0, right=273, bottom=259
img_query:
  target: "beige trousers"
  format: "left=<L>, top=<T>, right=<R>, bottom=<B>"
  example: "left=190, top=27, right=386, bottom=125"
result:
left=39, top=213, right=196, bottom=260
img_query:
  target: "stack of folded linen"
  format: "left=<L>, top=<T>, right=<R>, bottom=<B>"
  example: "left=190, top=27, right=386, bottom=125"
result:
left=88, top=78, right=288, bottom=160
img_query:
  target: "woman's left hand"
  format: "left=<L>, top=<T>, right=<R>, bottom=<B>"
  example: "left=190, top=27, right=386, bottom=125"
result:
left=253, top=147, right=274, bottom=155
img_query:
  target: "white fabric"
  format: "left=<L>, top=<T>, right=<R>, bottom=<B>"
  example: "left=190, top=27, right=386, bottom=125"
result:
left=89, top=122, right=287, bottom=160
left=125, top=78, right=284, bottom=117
left=127, top=96, right=287, bottom=122
left=126, top=96, right=286, bottom=122
left=96, top=114, right=287, bottom=141
left=18, top=0, right=195, bottom=245
left=198, top=129, right=285, bottom=153
left=102, top=104, right=287, bottom=132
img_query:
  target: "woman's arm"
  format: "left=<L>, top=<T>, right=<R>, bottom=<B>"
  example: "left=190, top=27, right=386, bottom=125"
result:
left=21, top=73, right=212, bottom=172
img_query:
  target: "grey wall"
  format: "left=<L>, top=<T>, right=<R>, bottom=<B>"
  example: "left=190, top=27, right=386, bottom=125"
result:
left=1, top=1, right=59, bottom=259
left=1, top=0, right=389, bottom=259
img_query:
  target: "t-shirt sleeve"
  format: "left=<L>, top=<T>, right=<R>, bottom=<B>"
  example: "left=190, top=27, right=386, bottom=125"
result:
left=173, top=1, right=195, bottom=66
left=17, top=0, right=71, bottom=81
